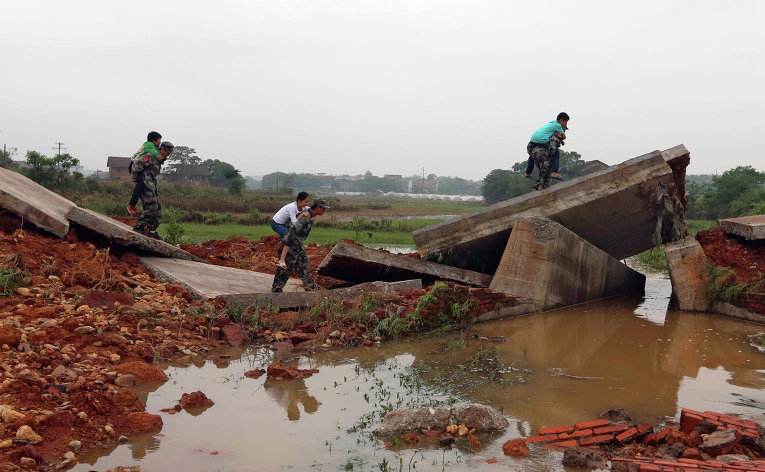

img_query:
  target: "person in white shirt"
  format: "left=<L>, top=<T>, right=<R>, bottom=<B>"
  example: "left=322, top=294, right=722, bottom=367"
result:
left=271, top=192, right=310, bottom=238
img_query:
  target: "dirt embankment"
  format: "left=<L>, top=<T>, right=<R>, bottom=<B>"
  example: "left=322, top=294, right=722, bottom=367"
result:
left=0, top=212, right=516, bottom=470
left=697, top=226, right=765, bottom=284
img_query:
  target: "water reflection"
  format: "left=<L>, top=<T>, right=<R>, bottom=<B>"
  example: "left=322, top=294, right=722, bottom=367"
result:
left=264, top=377, right=320, bottom=420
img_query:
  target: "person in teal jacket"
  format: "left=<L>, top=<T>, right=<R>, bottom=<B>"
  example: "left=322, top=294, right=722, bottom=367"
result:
left=526, top=112, right=570, bottom=190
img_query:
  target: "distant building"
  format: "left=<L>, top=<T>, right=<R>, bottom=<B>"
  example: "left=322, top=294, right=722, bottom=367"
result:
left=107, top=156, right=131, bottom=181
left=162, top=165, right=212, bottom=185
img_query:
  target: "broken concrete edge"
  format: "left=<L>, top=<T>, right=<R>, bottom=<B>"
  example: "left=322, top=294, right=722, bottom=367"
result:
left=0, top=193, right=70, bottom=238
left=138, top=257, right=207, bottom=300
left=223, top=279, right=424, bottom=308
left=316, top=242, right=493, bottom=287
left=66, top=207, right=202, bottom=262
left=664, top=237, right=712, bottom=312
left=412, top=145, right=689, bottom=262
left=709, top=301, right=765, bottom=324
left=718, top=215, right=765, bottom=241
left=489, top=216, right=646, bottom=312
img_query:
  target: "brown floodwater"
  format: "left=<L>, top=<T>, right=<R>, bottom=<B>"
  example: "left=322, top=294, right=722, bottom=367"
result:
left=72, top=270, right=765, bottom=472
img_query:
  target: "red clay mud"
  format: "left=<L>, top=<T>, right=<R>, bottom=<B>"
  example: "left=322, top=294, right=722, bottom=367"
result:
left=697, top=226, right=765, bottom=284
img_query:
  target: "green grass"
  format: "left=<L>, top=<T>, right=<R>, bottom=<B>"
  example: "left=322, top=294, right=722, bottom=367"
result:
left=159, top=222, right=419, bottom=246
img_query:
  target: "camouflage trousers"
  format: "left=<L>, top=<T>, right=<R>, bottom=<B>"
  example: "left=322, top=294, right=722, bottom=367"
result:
left=271, top=245, right=318, bottom=292
left=528, top=142, right=553, bottom=190
left=133, top=187, right=162, bottom=233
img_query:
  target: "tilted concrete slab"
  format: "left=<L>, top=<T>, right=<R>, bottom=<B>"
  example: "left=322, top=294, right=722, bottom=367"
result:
left=664, top=237, right=710, bottom=312
left=0, top=166, right=76, bottom=237
left=316, top=242, right=493, bottom=287
left=68, top=207, right=200, bottom=261
left=489, top=217, right=645, bottom=312
left=138, top=256, right=304, bottom=299
left=224, top=280, right=423, bottom=308
left=414, top=145, right=690, bottom=273
left=718, top=215, right=765, bottom=241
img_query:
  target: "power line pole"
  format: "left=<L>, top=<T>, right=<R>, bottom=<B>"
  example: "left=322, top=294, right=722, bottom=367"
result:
left=52, top=142, right=67, bottom=155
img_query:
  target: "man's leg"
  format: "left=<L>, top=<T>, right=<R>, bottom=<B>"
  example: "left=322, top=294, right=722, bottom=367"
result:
left=294, top=247, right=318, bottom=290
left=134, top=189, right=159, bottom=235
left=531, top=147, right=552, bottom=190
left=550, top=149, right=560, bottom=177
left=524, top=156, right=534, bottom=177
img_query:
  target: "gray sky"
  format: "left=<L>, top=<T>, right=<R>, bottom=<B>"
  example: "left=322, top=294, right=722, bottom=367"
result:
left=2, top=1, right=764, bottom=180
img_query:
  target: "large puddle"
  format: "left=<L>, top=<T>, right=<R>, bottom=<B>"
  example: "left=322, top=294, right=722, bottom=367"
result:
left=73, top=270, right=765, bottom=471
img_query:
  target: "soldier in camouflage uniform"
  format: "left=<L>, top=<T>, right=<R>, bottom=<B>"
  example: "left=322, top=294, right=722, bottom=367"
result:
left=132, top=141, right=173, bottom=240
left=271, top=198, right=331, bottom=293
left=530, top=131, right=564, bottom=191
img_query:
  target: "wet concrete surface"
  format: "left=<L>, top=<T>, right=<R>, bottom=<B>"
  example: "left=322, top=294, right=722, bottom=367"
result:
left=72, top=269, right=765, bottom=472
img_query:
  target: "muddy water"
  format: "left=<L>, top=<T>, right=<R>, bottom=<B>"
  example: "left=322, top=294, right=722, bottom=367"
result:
left=73, top=270, right=765, bottom=472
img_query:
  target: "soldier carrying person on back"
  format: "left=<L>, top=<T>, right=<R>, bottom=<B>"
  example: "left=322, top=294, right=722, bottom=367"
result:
left=131, top=141, right=174, bottom=240
left=271, top=198, right=331, bottom=293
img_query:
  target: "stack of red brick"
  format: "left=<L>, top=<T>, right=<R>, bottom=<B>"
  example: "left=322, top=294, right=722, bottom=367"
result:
left=523, top=419, right=654, bottom=448
left=611, top=456, right=765, bottom=472
left=465, top=287, right=517, bottom=317
left=735, top=293, right=765, bottom=314
left=680, top=408, right=760, bottom=440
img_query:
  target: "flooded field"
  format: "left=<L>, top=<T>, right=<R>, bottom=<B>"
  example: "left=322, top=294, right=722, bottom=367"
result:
left=73, top=270, right=765, bottom=471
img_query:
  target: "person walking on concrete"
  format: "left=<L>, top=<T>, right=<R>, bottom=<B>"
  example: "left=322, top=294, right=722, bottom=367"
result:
left=132, top=141, right=174, bottom=240
left=127, top=131, right=163, bottom=216
left=527, top=112, right=570, bottom=190
left=271, top=198, right=331, bottom=293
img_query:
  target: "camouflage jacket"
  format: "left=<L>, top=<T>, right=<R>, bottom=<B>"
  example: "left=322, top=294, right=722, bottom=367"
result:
left=282, top=209, right=315, bottom=248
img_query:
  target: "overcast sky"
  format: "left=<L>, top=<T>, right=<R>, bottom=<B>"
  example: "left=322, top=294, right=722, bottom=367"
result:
left=2, top=1, right=764, bottom=180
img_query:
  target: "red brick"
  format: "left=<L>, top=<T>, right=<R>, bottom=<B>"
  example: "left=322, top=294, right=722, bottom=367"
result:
left=571, top=429, right=594, bottom=438
left=642, top=433, right=658, bottom=445
left=575, top=419, right=609, bottom=430
left=523, top=434, right=557, bottom=443
left=708, top=419, right=724, bottom=427
left=638, top=423, right=654, bottom=434
left=681, top=408, right=704, bottom=416
left=594, top=424, right=629, bottom=435
left=656, top=427, right=672, bottom=442
left=742, top=429, right=759, bottom=439
left=681, top=413, right=704, bottom=433
left=639, top=465, right=661, bottom=472
left=579, top=434, right=614, bottom=446
left=538, top=424, right=575, bottom=435
left=617, top=427, right=639, bottom=443
left=678, top=458, right=702, bottom=465
left=549, top=440, right=579, bottom=447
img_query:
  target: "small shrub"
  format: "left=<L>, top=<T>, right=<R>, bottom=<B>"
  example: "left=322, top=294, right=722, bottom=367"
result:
left=163, top=207, right=185, bottom=245
left=0, top=267, right=26, bottom=296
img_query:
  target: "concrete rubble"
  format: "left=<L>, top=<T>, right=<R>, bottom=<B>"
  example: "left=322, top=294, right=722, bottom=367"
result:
left=718, top=214, right=765, bottom=241
left=317, top=241, right=493, bottom=286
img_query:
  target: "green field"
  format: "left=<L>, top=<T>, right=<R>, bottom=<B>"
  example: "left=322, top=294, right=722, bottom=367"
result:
left=160, top=221, right=439, bottom=246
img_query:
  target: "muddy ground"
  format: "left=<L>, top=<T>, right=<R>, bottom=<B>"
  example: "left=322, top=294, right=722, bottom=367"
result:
left=697, top=226, right=765, bottom=285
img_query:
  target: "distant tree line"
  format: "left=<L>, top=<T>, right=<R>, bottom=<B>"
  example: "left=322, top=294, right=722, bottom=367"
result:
left=685, top=166, right=765, bottom=219
left=481, top=150, right=586, bottom=204
left=162, top=145, right=245, bottom=196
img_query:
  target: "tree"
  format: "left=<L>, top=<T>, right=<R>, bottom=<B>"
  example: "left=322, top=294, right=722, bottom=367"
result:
left=704, top=166, right=765, bottom=219
left=0, top=147, right=17, bottom=167
left=481, top=169, right=514, bottom=204
left=24, top=150, right=79, bottom=188
left=164, top=146, right=201, bottom=173
left=52, top=153, right=80, bottom=184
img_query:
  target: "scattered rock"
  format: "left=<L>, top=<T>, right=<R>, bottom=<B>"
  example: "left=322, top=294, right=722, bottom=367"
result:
left=700, top=428, right=740, bottom=456
left=68, top=440, right=82, bottom=452
left=244, top=369, right=265, bottom=379
left=115, top=361, right=168, bottom=384
left=502, top=438, right=530, bottom=456
left=0, top=326, right=21, bottom=347
left=716, top=454, right=751, bottom=463
left=600, top=407, right=633, bottom=423
left=114, top=374, right=135, bottom=387
left=20, top=457, right=37, bottom=469
left=16, top=425, right=43, bottom=444
left=127, top=412, right=163, bottom=434
left=57, top=451, right=76, bottom=469
left=266, top=362, right=319, bottom=380
left=74, top=326, right=95, bottom=334
left=221, top=324, right=246, bottom=346
left=178, top=391, right=214, bottom=411
left=78, top=290, right=134, bottom=311
left=562, top=447, right=608, bottom=469
left=118, top=435, right=129, bottom=443
left=2, top=408, right=24, bottom=423
left=104, top=424, right=117, bottom=438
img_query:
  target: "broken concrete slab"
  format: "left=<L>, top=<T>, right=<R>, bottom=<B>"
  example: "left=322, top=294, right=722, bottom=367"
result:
left=718, top=215, right=765, bottom=241
left=225, top=280, right=423, bottom=308
left=414, top=145, right=690, bottom=273
left=316, top=242, right=493, bottom=286
left=68, top=207, right=200, bottom=261
left=138, top=256, right=304, bottom=299
left=489, top=217, right=645, bottom=312
left=664, top=237, right=711, bottom=312
left=0, top=166, right=76, bottom=237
